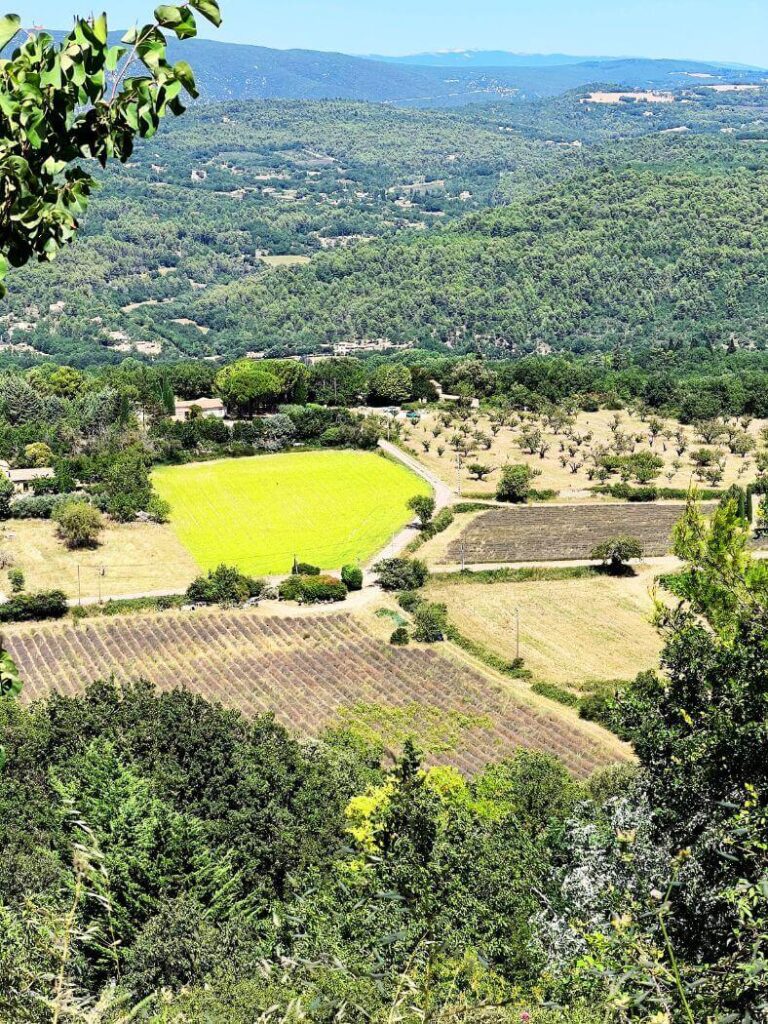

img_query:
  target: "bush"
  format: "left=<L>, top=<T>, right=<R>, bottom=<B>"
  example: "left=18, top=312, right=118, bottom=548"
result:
left=279, top=574, right=347, bottom=604
left=0, top=475, right=13, bottom=520
left=389, top=626, right=410, bottom=646
left=495, top=464, right=541, bottom=503
left=7, top=568, right=24, bottom=594
left=531, top=681, right=580, bottom=708
left=397, top=590, right=423, bottom=613
left=341, top=564, right=363, bottom=591
left=373, top=558, right=429, bottom=592
left=421, top=507, right=454, bottom=539
left=599, top=483, right=659, bottom=502
left=411, top=602, right=448, bottom=643
left=578, top=681, right=628, bottom=729
left=10, top=493, right=78, bottom=519
left=54, top=500, right=104, bottom=549
left=0, top=589, right=67, bottom=623
left=292, top=561, right=321, bottom=576
left=146, top=495, right=171, bottom=524
left=186, top=564, right=264, bottom=605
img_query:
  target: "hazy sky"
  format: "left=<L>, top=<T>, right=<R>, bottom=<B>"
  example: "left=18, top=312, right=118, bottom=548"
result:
left=14, top=0, right=768, bottom=66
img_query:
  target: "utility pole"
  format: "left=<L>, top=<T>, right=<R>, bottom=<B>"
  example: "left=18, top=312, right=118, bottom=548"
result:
left=456, top=451, right=462, bottom=497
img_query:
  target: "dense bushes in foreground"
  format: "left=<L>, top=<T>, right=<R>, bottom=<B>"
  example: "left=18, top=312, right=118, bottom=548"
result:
left=0, top=589, right=67, bottom=623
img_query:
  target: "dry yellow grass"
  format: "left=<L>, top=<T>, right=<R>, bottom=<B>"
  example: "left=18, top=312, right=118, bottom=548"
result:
left=0, top=520, right=199, bottom=601
left=427, top=568, right=663, bottom=688
left=404, top=407, right=765, bottom=500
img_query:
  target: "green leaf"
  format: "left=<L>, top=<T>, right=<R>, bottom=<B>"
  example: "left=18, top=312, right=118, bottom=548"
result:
left=155, top=4, right=183, bottom=27
left=189, top=0, right=222, bottom=28
left=105, top=45, right=124, bottom=72
left=156, top=5, right=197, bottom=39
left=92, top=12, right=108, bottom=44
left=173, top=59, right=198, bottom=98
left=0, top=13, right=20, bottom=53
left=137, top=36, right=166, bottom=71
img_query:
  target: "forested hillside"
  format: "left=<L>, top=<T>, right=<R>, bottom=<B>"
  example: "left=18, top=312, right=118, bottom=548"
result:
left=0, top=99, right=582, bottom=366
left=4, top=87, right=768, bottom=368
left=176, top=167, right=768, bottom=355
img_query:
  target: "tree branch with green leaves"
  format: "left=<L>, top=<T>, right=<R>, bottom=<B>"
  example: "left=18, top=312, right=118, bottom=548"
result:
left=0, top=2, right=221, bottom=295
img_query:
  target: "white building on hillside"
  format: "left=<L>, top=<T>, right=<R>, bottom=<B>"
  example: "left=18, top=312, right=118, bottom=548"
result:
left=173, top=397, right=227, bottom=422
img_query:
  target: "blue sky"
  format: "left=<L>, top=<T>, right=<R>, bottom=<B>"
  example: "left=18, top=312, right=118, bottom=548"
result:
left=14, top=0, right=768, bottom=66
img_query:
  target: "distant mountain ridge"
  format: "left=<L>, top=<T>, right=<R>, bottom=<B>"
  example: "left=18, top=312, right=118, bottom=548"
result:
left=369, top=51, right=622, bottom=68
left=371, top=49, right=767, bottom=72
left=45, top=34, right=768, bottom=106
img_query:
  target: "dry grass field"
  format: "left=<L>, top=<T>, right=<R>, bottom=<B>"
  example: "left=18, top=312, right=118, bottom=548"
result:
left=427, top=568, right=663, bottom=689
left=6, top=607, right=630, bottom=777
left=402, top=407, right=765, bottom=500
left=0, top=520, right=199, bottom=601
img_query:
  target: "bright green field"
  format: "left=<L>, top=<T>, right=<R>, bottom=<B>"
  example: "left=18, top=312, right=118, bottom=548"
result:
left=153, top=451, right=431, bottom=576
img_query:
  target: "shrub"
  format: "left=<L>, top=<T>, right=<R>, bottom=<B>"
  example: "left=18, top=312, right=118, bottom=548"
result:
left=0, top=475, right=13, bottom=520
left=411, top=602, right=448, bottom=643
left=531, top=681, right=580, bottom=708
left=107, top=493, right=143, bottom=522
left=292, top=561, right=321, bottom=576
left=578, top=681, right=628, bottom=729
left=495, top=464, right=541, bottom=503
left=341, top=564, right=363, bottom=591
left=10, top=493, right=77, bottom=519
left=397, top=590, right=423, bottom=613
left=373, top=558, right=429, bottom=592
left=0, top=590, right=67, bottom=623
left=421, top=507, right=455, bottom=540
left=389, top=626, right=410, bottom=646
left=186, top=564, right=264, bottom=605
left=599, top=483, right=659, bottom=502
left=7, top=568, right=24, bottom=594
left=54, top=501, right=104, bottom=549
left=591, top=536, right=644, bottom=574
left=146, top=495, right=171, bottom=524
left=279, top=574, right=347, bottom=604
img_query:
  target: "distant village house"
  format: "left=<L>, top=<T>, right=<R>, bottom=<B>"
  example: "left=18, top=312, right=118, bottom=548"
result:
left=173, top=397, right=227, bottom=422
left=0, top=462, right=55, bottom=494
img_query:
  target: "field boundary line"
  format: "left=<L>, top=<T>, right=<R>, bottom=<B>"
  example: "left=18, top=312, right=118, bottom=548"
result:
left=440, top=633, right=635, bottom=762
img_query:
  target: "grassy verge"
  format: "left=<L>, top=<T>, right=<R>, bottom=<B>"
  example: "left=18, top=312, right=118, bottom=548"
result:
left=531, top=681, right=580, bottom=708
left=429, top=565, right=601, bottom=586
left=445, top=623, right=532, bottom=680
left=71, top=595, right=187, bottom=620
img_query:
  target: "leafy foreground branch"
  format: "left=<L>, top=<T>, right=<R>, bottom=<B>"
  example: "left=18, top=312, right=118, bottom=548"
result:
left=1, top=498, right=768, bottom=1021
left=0, top=2, right=221, bottom=294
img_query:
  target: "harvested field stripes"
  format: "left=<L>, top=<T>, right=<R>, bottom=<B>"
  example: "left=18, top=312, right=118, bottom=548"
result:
left=446, top=502, right=717, bottom=564
left=6, top=609, right=630, bottom=778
